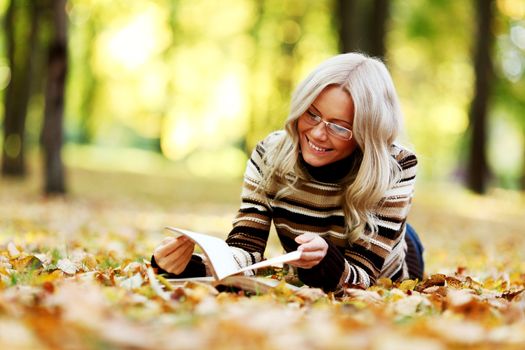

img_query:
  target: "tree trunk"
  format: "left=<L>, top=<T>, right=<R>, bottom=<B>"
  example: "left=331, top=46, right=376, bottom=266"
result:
left=337, top=0, right=356, bottom=54
left=41, top=0, right=68, bottom=194
left=466, top=0, right=494, bottom=194
left=336, top=0, right=389, bottom=59
left=368, top=0, right=389, bottom=58
left=2, top=0, right=39, bottom=177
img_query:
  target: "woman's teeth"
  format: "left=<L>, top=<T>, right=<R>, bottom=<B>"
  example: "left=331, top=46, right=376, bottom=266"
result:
left=308, top=140, right=328, bottom=152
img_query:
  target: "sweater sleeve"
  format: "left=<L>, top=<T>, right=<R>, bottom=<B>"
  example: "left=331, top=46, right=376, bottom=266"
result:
left=297, top=237, right=346, bottom=292
left=225, top=136, right=275, bottom=267
left=299, top=148, right=418, bottom=292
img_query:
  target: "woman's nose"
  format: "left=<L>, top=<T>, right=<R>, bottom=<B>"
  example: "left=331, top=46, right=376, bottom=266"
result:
left=310, top=121, right=328, bottom=140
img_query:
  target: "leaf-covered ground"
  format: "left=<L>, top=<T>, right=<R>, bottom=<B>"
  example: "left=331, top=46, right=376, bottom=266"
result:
left=1, top=168, right=525, bottom=349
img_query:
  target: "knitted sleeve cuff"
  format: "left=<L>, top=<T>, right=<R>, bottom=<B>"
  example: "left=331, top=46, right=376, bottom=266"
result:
left=297, top=237, right=346, bottom=292
left=150, top=254, right=207, bottom=278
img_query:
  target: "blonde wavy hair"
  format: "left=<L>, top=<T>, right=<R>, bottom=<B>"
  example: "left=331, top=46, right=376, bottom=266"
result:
left=260, top=52, right=403, bottom=243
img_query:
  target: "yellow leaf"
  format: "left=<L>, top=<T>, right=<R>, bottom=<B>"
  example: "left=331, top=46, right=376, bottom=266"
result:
left=82, top=255, right=98, bottom=270
left=155, top=274, right=175, bottom=291
left=376, top=277, right=393, bottom=289
left=399, top=279, right=418, bottom=292
left=483, top=277, right=507, bottom=291
left=11, top=255, right=42, bottom=271
left=41, top=270, right=64, bottom=282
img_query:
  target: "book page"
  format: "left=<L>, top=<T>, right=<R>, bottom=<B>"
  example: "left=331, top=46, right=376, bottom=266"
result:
left=236, top=250, right=301, bottom=274
left=165, top=227, right=239, bottom=280
left=165, top=227, right=302, bottom=280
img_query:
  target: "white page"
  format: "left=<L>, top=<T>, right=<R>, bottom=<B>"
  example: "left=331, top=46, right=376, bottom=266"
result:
left=236, top=250, right=301, bottom=274
left=165, top=227, right=239, bottom=280
left=165, top=227, right=302, bottom=280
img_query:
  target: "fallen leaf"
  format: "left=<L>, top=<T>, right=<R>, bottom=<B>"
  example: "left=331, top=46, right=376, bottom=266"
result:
left=118, top=273, right=144, bottom=290
left=6, top=242, right=20, bottom=258
left=294, top=287, right=326, bottom=303
left=56, top=259, right=77, bottom=275
left=416, top=274, right=446, bottom=292
left=399, top=279, right=418, bottom=292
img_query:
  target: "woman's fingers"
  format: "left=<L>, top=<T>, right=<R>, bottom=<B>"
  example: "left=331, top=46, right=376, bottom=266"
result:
left=297, top=235, right=328, bottom=253
left=154, top=236, right=189, bottom=258
left=158, top=239, right=193, bottom=264
left=295, top=233, right=315, bottom=245
left=299, top=240, right=323, bottom=252
left=154, top=238, right=178, bottom=258
left=170, top=241, right=195, bottom=274
left=154, top=236, right=194, bottom=273
left=291, top=234, right=328, bottom=269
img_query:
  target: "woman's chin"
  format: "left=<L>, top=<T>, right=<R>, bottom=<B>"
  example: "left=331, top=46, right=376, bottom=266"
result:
left=302, top=152, right=332, bottom=167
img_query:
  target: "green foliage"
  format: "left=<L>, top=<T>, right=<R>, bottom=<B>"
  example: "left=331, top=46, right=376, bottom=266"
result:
left=0, top=0, right=524, bottom=186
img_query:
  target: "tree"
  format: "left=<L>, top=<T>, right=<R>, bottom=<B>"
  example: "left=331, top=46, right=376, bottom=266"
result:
left=244, top=1, right=306, bottom=153
left=41, top=0, right=68, bottom=194
left=1, top=0, right=40, bottom=177
left=336, top=0, right=390, bottom=59
left=466, top=0, right=495, bottom=194
left=76, top=20, right=98, bottom=145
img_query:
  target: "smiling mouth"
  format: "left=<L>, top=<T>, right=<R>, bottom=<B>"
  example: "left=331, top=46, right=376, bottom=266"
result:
left=306, top=136, right=332, bottom=153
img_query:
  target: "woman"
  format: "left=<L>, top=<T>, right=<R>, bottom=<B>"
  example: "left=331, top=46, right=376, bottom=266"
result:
left=152, top=53, right=424, bottom=293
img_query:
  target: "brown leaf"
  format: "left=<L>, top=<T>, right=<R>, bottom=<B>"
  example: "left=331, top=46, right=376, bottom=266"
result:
left=446, top=289, right=491, bottom=319
left=416, top=274, right=446, bottom=292
left=422, top=285, right=448, bottom=297
left=501, top=288, right=525, bottom=302
left=445, top=276, right=463, bottom=289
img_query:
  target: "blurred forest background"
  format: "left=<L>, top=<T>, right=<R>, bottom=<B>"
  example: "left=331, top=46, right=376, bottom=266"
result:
left=2, top=3, right=525, bottom=348
left=0, top=0, right=524, bottom=197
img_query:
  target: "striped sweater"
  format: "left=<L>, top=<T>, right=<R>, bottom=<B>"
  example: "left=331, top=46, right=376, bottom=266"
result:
left=226, top=131, right=418, bottom=292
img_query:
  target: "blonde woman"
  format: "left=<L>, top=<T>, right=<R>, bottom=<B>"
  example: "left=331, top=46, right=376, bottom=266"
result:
left=152, top=53, right=424, bottom=292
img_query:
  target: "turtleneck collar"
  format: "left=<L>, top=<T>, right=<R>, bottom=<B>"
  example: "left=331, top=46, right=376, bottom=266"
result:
left=300, top=149, right=362, bottom=183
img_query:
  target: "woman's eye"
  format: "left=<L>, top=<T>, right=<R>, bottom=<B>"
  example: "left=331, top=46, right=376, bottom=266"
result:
left=307, top=110, right=320, bottom=120
left=331, top=124, right=347, bottom=132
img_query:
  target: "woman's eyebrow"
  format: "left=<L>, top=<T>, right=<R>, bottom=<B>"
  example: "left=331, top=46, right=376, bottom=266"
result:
left=311, top=104, right=322, bottom=115
left=311, top=104, right=351, bottom=126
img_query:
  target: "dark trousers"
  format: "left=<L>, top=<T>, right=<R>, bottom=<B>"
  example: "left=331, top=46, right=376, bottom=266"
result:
left=405, top=223, right=425, bottom=280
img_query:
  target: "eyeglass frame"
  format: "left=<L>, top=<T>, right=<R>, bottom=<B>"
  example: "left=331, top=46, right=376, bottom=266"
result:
left=300, top=109, right=353, bottom=141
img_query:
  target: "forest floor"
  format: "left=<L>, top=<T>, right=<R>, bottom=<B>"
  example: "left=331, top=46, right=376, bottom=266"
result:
left=1, top=165, right=525, bottom=349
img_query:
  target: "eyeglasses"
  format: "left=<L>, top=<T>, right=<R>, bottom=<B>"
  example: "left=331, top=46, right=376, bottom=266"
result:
left=302, top=110, right=353, bottom=140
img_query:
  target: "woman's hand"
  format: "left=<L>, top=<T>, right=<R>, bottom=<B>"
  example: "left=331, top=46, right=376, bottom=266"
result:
left=153, top=236, right=195, bottom=274
left=289, top=233, right=328, bottom=269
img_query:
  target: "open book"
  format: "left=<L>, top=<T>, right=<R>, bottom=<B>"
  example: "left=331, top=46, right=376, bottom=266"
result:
left=158, top=227, right=302, bottom=293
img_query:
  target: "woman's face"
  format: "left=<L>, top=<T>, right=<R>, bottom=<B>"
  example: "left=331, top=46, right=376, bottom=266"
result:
left=297, top=85, right=357, bottom=167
